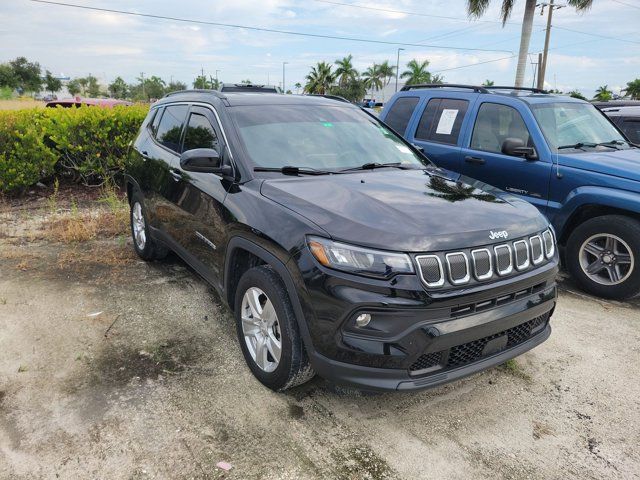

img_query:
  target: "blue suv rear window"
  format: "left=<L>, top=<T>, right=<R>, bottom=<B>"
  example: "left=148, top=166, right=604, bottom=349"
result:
left=415, top=98, right=469, bottom=145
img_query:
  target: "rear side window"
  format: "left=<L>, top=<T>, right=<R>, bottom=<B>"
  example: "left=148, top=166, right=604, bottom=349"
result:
left=155, top=104, right=189, bottom=152
left=383, top=97, right=419, bottom=134
left=182, top=112, right=220, bottom=151
left=149, top=107, right=163, bottom=136
left=415, top=98, right=468, bottom=145
left=471, top=103, right=531, bottom=154
left=620, top=118, right=640, bottom=143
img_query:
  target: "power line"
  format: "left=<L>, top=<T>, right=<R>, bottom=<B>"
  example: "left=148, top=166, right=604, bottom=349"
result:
left=312, top=0, right=640, bottom=45
left=610, top=0, right=640, bottom=9
left=28, top=0, right=513, bottom=53
left=431, top=54, right=518, bottom=74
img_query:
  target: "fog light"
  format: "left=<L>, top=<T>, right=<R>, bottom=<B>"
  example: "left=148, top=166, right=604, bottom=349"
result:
left=355, top=313, right=371, bottom=327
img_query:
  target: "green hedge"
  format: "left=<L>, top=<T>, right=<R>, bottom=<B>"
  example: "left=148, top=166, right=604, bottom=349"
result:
left=0, top=104, right=149, bottom=193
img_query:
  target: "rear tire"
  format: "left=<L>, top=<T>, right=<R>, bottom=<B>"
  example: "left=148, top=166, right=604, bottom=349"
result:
left=129, top=191, right=168, bottom=261
left=566, top=215, right=640, bottom=300
left=234, top=266, right=314, bottom=391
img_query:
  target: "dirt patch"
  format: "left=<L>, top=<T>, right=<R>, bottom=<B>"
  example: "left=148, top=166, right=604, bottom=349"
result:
left=331, top=446, right=395, bottom=480
left=86, top=338, right=205, bottom=387
left=1, top=192, right=640, bottom=479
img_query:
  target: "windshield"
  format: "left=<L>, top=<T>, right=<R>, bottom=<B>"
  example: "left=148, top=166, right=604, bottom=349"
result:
left=531, top=102, right=628, bottom=152
left=229, top=105, right=428, bottom=170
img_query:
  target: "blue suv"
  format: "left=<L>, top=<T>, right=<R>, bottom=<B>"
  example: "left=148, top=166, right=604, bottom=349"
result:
left=381, top=84, right=640, bottom=300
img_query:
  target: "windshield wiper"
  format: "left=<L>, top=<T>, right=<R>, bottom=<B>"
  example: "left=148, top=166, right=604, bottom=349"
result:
left=339, top=162, right=412, bottom=172
left=594, top=140, right=623, bottom=150
left=253, top=166, right=332, bottom=176
left=558, top=142, right=619, bottom=151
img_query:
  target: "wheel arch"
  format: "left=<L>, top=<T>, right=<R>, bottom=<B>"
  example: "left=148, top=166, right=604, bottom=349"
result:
left=223, top=237, right=315, bottom=353
left=555, top=187, right=640, bottom=245
left=560, top=204, right=640, bottom=245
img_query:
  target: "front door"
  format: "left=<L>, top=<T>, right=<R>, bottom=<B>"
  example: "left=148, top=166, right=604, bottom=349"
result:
left=168, top=105, right=231, bottom=288
left=460, top=101, right=552, bottom=213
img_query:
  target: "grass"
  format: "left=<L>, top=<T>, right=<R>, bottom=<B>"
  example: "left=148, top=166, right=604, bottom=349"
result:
left=0, top=99, right=44, bottom=110
left=44, top=184, right=129, bottom=243
left=499, top=359, right=532, bottom=382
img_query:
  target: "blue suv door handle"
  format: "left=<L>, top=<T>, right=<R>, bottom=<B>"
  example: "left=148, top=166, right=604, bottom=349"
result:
left=464, top=156, right=486, bottom=165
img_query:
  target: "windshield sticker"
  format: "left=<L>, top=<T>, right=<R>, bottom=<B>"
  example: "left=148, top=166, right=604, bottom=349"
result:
left=322, top=122, right=334, bottom=127
left=395, top=145, right=412, bottom=154
left=435, top=109, right=458, bottom=135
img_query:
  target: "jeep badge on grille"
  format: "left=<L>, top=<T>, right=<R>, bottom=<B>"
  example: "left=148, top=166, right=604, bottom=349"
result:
left=489, top=230, right=509, bottom=240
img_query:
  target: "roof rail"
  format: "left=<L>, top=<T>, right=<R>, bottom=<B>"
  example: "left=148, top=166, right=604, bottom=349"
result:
left=305, top=94, right=351, bottom=103
left=164, top=89, right=226, bottom=99
left=485, top=86, right=548, bottom=94
left=400, top=84, right=489, bottom=93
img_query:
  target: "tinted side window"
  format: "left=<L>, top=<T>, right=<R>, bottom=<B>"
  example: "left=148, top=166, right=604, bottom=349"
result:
left=149, top=107, right=163, bottom=136
left=183, top=112, right=220, bottom=151
left=384, top=97, right=419, bottom=134
left=155, top=105, right=189, bottom=152
left=620, top=118, right=640, bottom=143
left=470, top=103, right=531, bottom=154
left=415, top=98, right=468, bottom=145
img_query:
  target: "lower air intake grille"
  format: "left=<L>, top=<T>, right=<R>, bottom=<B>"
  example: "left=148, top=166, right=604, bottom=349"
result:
left=409, top=351, right=442, bottom=372
left=446, top=314, right=548, bottom=368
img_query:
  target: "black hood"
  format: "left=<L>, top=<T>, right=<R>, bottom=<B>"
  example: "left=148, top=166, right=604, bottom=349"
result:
left=260, top=169, right=548, bottom=252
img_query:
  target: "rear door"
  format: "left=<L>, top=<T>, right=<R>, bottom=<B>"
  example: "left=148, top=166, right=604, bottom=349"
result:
left=460, top=101, right=552, bottom=212
left=405, top=97, right=472, bottom=174
left=137, top=103, right=189, bottom=234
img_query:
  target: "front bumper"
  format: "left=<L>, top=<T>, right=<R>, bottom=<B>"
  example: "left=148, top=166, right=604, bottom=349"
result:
left=296, top=250, right=558, bottom=391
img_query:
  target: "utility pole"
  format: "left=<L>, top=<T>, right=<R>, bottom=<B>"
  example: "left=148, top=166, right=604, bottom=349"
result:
left=536, top=1, right=564, bottom=91
left=282, top=62, right=288, bottom=94
left=395, top=48, right=405, bottom=93
left=140, top=72, right=145, bottom=99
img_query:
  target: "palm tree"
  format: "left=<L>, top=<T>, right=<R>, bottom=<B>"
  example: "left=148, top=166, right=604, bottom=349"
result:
left=334, top=55, right=358, bottom=87
left=377, top=60, right=396, bottom=101
left=362, top=64, right=383, bottom=98
left=304, top=62, right=334, bottom=94
left=294, top=82, right=302, bottom=94
left=400, top=59, right=432, bottom=86
left=568, top=90, right=587, bottom=100
left=623, top=79, right=640, bottom=100
left=593, top=85, right=613, bottom=102
left=431, top=74, right=445, bottom=85
left=467, top=0, right=593, bottom=88
left=482, top=79, right=495, bottom=86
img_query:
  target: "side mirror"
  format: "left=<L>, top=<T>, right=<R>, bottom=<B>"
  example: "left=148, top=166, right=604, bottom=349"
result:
left=179, top=148, right=232, bottom=175
left=501, top=138, right=538, bottom=160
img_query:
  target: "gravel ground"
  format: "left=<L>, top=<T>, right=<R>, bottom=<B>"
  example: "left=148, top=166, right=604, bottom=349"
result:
left=1, top=199, right=639, bottom=480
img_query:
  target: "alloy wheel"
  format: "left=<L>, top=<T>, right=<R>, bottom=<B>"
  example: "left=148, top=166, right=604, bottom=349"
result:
left=132, top=202, right=146, bottom=250
left=579, top=233, right=634, bottom=286
left=241, top=287, right=282, bottom=372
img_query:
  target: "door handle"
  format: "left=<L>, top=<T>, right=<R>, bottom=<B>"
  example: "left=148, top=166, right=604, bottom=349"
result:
left=464, top=156, right=486, bottom=165
left=169, top=169, right=182, bottom=182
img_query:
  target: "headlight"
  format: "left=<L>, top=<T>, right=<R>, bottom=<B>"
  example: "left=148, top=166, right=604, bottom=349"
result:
left=307, top=236, right=414, bottom=278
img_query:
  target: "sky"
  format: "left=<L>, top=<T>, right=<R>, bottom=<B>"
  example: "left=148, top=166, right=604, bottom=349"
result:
left=1, top=0, right=639, bottom=98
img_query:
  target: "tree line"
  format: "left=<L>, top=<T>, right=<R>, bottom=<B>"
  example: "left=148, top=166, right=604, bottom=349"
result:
left=1, top=56, right=639, bottom=103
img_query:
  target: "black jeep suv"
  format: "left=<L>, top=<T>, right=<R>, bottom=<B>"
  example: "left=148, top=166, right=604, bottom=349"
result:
left=125, top=90, right=558, bottom=391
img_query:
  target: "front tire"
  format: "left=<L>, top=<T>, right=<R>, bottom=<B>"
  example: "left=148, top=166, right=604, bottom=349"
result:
left=566, top=215, right=640, bottom=300
left=234, top=266, right=314, bottom=391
